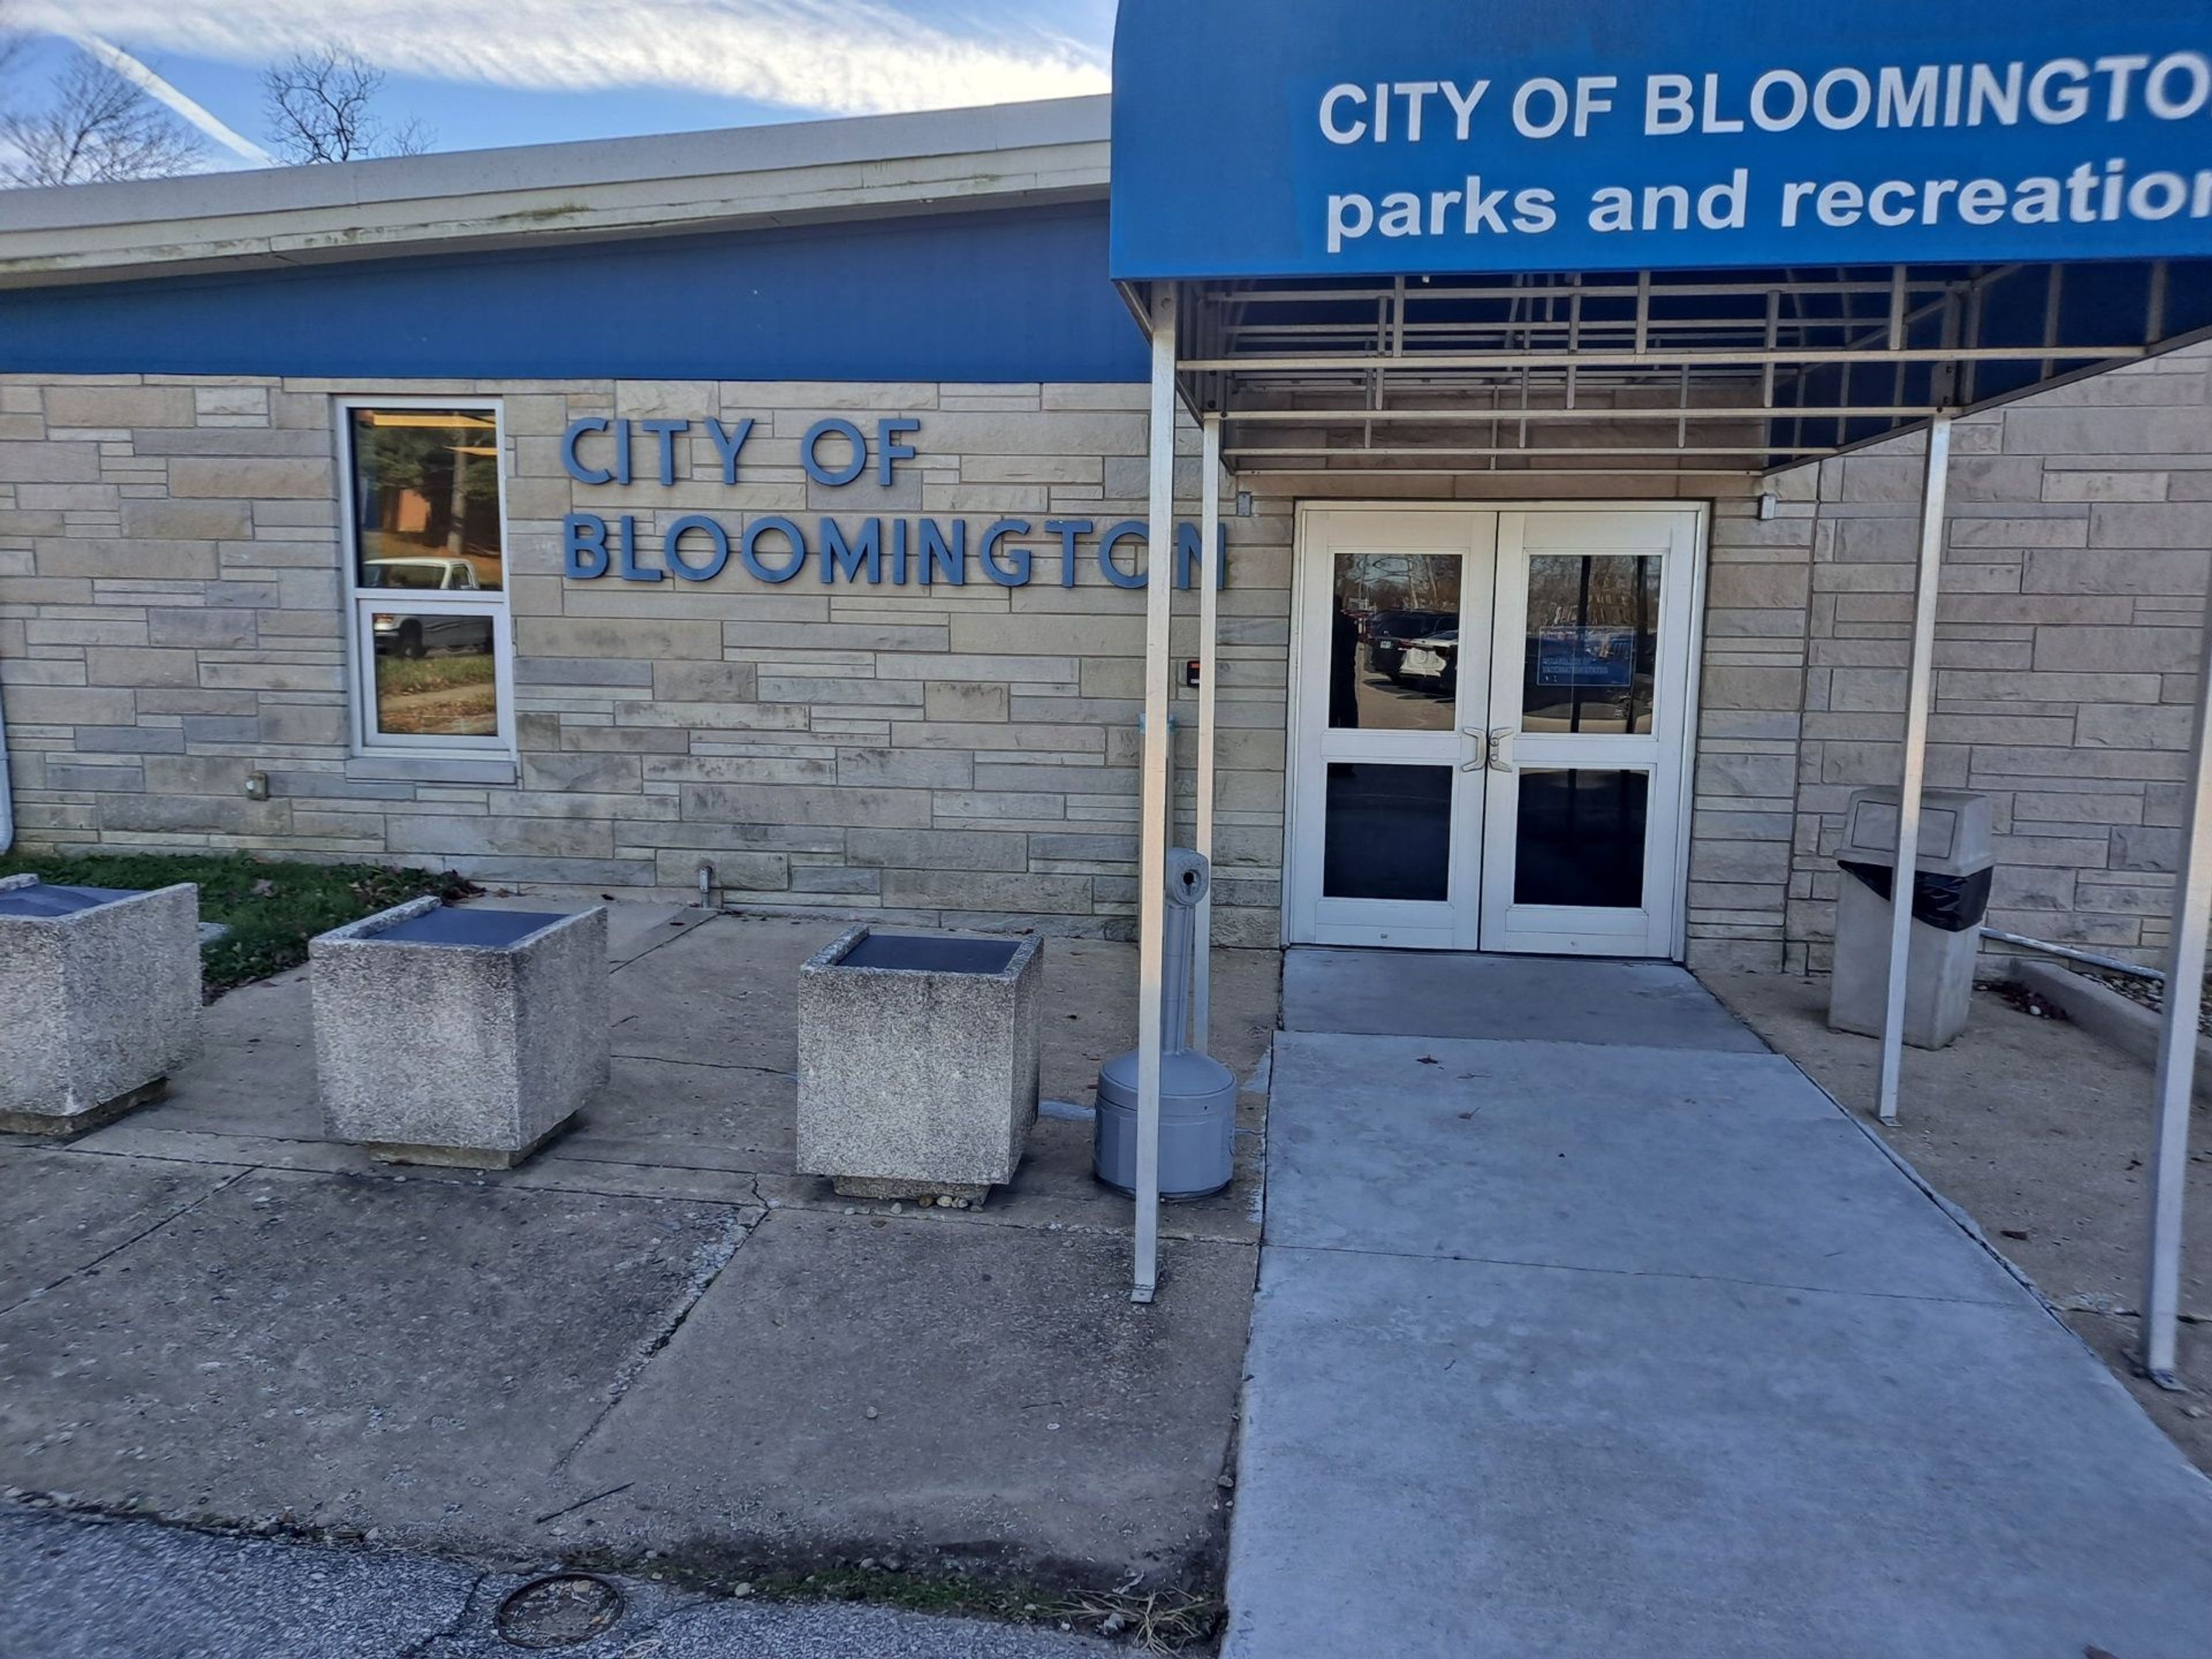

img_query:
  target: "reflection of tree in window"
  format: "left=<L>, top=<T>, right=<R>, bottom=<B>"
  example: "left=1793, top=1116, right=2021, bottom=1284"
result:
left=351, top=412, right=503, bottom=589
left=1524, top=555, right=1658, bottom=735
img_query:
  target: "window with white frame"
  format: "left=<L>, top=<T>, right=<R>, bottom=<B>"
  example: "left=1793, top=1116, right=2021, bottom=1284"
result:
left=340, top=402, right=513, bottom=754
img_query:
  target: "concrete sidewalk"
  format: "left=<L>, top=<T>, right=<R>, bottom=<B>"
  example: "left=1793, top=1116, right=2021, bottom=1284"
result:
left=1, top=905, right=1278, bottom=1609
left=1223, top=950, right=2212, bottom=1659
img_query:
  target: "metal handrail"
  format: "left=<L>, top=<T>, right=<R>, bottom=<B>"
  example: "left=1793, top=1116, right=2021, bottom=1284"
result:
left=1983, top=927, right=2166, bottom=986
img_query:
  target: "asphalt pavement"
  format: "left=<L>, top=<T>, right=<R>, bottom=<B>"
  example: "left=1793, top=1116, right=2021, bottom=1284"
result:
left=0, top=1501, right=1114, bottom=1659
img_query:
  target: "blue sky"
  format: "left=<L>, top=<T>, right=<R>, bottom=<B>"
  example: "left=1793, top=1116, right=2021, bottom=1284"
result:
left=9, top=1, right=1116, bottom=166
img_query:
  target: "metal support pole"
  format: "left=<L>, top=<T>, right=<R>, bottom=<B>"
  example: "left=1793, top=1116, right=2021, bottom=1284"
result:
left=1876, top=412, right=1953, bottom=1127
left=2142, top=594, right=2212, bottom=1388
left=1132, top=286, right=1177, bottom=1305
left=1192, top=414, right=1222, bottom=1052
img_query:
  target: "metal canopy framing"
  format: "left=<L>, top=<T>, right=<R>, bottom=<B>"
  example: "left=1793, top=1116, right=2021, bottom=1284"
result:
left=1164, top=258, right=2212, bottom=476
left=1122, top=253, right=2212, bottom=1395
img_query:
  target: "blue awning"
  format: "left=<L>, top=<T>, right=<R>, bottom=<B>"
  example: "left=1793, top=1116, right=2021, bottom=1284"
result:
left=1111, top=0, right=2212, bottom=281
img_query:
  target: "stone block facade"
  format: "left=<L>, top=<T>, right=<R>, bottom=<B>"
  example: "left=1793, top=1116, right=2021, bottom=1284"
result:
left=0, top=375, right=1289, bottom=946
left=1685, top=340, right=2212, bottom=972
left=5, top=350, right=2208, bottom=966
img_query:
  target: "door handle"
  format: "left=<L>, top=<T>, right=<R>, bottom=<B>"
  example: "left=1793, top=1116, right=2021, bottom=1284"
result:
left=1460, top=728, right=1488, bottom=772
left=1487, top=726, right=1516, bottom=772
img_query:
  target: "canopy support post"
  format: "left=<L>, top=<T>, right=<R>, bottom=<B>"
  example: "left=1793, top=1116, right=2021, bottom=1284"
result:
left=1132, top=285, right=1178, bottom=1305
left=1192, top=412, right=1222, bottom=1051
left=2142, top=592, right=2212, bottom=1388
left=1876, top=411, right=1953, bottom=1128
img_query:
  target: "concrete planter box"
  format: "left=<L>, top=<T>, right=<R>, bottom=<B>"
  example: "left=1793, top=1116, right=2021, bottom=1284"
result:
left=797, top=925, right=1042, bottom=1203
left=0, top=875, right=203, bottom=1137
left=309, top=899, right=609, bottom=1168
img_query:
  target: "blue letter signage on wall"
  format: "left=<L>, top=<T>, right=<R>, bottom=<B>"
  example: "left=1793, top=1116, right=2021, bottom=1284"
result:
left=1109, top=0, right=2212, bottom=277
left=558, top=415, right=1222, bottom=592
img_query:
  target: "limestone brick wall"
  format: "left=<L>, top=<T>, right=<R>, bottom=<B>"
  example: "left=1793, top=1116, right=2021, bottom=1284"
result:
left=0, top=375, right=1290, bottom=945
left=1690, top=340, right=2212, bottom=973
left=7, top=354, right=2204, bottom=965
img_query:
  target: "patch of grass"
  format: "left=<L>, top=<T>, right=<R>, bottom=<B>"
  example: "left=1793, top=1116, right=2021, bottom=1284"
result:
left=374, top=653, right=496, bottom=696
left=0, top=850, right=475, bottom=998
left=729, top=1570, right=1221, bottom=1653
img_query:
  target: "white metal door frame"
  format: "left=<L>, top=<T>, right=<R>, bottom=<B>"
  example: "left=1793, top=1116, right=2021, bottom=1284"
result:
left=1287, top=506, right=1496, bottom=949
left=1479, top=506, right=1704, bottom=958
left=1284, top=499, right=1709, bottom=960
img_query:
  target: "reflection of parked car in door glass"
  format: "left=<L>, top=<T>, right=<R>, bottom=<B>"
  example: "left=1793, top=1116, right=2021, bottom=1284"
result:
left=1397, top=630, right=1459, bottom=694
left=1364, top=610, right=1455, bottom=681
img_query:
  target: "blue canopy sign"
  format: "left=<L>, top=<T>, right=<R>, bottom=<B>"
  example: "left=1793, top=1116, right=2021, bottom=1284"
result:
left=1110, top=0, right=2212, bottom=278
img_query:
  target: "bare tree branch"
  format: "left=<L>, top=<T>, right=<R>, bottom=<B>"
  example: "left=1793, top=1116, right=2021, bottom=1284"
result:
left=0, top=50, right=204, bottom=188
left=263, top=45, right=433, bottom=165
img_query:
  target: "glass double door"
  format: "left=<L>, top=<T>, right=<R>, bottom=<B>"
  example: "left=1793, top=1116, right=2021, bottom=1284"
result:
left=1289, top=506, right=1700, bottom=956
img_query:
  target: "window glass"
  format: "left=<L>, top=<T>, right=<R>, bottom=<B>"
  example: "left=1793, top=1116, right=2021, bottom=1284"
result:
left=1323, top=763, right=1454, bottom=903
left=369, top=613, right=499, bottom=738
left=1513, top=769, right=1649, bottom=908
left=349, top=408, right=505, bottom=592
left=1519, top=554, right=1658, bottom=734
left=1328, top=552, right=1461, bottom=732
left=344, top=404, right=508, bottom=752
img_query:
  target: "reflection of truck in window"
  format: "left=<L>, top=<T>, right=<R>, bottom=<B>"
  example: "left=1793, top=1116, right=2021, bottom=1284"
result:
left=363, top=558, right=487, bottom=660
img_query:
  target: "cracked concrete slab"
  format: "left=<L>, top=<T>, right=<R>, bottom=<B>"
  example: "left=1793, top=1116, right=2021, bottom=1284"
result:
left=607, top=914, right=828, bottom=1070
left=74, top=971, right=321, bottom=1145
left=469, top=893, right=717, bottom=968
left=1, top=903, right=1273, bottom=1612
left=554, top=1054, right=800, bottom=1176
left=0, top=1145, right=245, bottom=1310
left=0, top=1169, right=756, bottom=1555
left=554, top=1207, right=1253, bottom=1587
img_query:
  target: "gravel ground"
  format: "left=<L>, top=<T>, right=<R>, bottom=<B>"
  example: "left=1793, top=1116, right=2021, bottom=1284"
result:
left=2080, top=966, right=2212, bottom=1037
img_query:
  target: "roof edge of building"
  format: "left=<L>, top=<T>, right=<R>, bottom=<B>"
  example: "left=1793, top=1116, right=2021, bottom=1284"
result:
left=0, top=94, right=1113, bottom=291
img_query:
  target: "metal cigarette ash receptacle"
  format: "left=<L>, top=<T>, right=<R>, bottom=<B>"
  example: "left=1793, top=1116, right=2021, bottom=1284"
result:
left=1094, top=849, right=1237, bottom=1200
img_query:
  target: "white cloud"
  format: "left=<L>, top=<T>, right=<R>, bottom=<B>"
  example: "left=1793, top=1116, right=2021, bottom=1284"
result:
left=25, top=0, right=1109, bottom=115
left=67, top=33, right=274, bottom=162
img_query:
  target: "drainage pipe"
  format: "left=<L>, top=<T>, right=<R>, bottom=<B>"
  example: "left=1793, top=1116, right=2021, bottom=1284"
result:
left=1983, top=927, right=2166, bottom=986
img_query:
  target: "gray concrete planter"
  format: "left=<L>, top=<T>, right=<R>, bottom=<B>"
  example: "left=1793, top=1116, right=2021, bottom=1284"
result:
left=796, top=925, right=1042, bottom=1203
left=0, top=874, right=203, bottom=1137
left=309, top=899, right=609, bottom=1168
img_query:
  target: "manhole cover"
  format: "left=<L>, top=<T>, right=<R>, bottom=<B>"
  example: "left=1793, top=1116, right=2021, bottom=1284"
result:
left=495, top=1574, right=624, bottom=1650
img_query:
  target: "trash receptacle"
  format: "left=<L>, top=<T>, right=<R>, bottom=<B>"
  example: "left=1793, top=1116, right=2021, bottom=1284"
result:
left=1828, top=786, right=1994, bottom=1050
